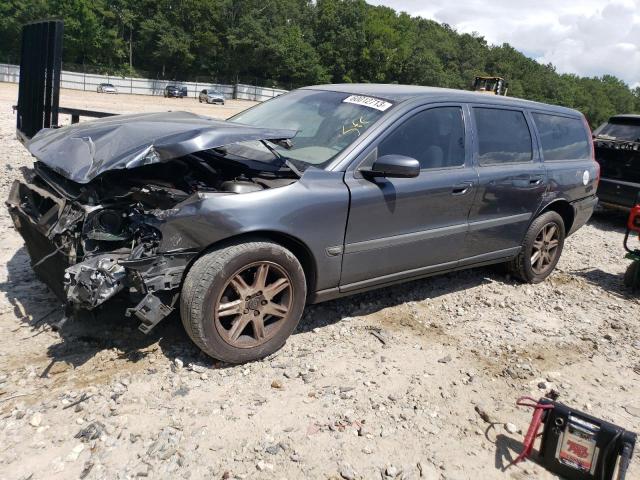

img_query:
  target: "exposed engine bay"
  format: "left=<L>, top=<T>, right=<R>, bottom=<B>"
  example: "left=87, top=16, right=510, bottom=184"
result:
left=7, top=111, right=298, bottom=333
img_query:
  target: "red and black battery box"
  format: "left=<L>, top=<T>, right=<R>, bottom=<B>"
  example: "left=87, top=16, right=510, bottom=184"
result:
left=537, top=399, right=637, bottom=480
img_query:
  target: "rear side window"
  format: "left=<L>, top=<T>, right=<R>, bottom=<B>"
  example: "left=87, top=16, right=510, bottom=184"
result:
left=378, top=106, right=465, bottom=169
left=474, top=108, right=533, bottom=165
left=532, top=113, right=591, bottom=160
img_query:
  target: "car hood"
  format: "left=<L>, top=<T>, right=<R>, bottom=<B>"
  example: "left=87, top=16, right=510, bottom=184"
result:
left=26, top=111, right=296, bottom=184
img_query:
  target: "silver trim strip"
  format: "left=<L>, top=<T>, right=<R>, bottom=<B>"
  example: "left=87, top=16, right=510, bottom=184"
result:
left=344, top=213, right=531, bottom=254
left=344, top=223, right=467, bottom=254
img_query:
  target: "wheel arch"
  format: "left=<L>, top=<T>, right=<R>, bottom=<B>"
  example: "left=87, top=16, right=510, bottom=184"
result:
left=181, top=230, right=318, bottom=297
left=536, top=199, right=574, bottom=234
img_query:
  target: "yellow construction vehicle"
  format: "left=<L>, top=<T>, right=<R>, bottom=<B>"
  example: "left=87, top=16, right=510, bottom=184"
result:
left=473, top=76, right=508, bottom=96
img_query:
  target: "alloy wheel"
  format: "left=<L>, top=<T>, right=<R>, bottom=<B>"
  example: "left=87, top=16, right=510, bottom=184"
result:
left=530, top=222, right=560, bottom=275
left=214, top=261, right=293, bottom=349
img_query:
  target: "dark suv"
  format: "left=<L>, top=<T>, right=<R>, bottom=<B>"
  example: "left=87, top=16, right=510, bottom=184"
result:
left=594, top=114, right=640, bottom=209
left=8, top=85, right=598, bottom=363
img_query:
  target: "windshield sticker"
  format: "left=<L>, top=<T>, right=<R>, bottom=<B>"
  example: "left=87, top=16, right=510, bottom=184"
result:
left=343, top=95, right=393, bottom=112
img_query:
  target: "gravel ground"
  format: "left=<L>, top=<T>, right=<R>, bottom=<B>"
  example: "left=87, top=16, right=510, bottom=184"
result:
left=0, top=82, right=639, bottom=480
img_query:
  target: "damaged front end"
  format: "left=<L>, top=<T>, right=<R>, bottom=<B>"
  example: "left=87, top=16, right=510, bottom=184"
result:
left=7, top=111, right=297, bottom=333
left=7, top=169, right=197, bottom=332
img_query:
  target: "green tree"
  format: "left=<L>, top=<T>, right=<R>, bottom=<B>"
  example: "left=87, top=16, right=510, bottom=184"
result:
left=0, top=0, right=637, bottom=126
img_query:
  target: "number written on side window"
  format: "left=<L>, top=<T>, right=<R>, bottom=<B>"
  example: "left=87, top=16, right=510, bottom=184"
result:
left=532, top=113, right=591, bottom=161
left=474, top=108, right=533, bottom=165
left=378, top=107, right=465, bottom=170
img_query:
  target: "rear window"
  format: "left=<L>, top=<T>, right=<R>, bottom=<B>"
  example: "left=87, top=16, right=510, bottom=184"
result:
left=532, top=113, right=591, bottom=160
left=474, top=108, right=533, bottom=165
left=595, top=119, right=640, bottom=142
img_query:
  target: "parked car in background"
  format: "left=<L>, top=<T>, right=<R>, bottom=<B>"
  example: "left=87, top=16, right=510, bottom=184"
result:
left=199, top=89, right=225, bottom=105
left=164, top=85, right=188, bottom=98
left=594, top=114, right=640, bottom=209
left=8, top=84, right=599, bottom=364
left=97, top=83, right=117, bottom=94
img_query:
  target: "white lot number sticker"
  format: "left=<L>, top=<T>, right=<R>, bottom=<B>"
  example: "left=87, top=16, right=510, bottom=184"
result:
left=343, top=95, right=393, bottom=112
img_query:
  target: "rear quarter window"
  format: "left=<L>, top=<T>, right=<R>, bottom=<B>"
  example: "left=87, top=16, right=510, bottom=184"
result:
left=474, top=108, right=533, bottom=165
left=532, top=113, right=591, bottom=161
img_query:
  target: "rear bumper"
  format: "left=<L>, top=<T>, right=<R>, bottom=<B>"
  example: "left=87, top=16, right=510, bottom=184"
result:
left=597, top=177, right=640, bottom=209
left=569, top=194, right=598, bottom=235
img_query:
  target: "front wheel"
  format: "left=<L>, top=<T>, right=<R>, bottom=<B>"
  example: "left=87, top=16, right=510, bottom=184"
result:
left=509, top=211, right=565, bottom=283
left=180, top=239, right=307, bottom=363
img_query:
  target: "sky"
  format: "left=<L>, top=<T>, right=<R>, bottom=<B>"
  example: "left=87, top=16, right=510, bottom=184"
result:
left=368, top=0, right=640, bottom=88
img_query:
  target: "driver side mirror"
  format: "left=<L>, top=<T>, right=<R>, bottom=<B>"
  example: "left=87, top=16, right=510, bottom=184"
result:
left=361, top=154, right=420, bottom=179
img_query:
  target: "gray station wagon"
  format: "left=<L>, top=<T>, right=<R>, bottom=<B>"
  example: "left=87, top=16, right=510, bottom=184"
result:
left=7, top=84, right=599, bottom=363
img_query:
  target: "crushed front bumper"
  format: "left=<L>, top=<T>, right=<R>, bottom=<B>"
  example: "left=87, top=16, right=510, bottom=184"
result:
left=7, top=179, right=73, bottom=299
left=7, top=178, right=195, bottom=333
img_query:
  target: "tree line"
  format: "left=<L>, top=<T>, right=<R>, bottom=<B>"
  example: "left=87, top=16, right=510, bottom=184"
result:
left=1, top=0, right=639, bottom=127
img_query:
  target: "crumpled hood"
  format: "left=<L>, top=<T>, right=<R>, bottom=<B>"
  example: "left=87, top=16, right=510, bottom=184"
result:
left=27, top=111, right=296, bottom=184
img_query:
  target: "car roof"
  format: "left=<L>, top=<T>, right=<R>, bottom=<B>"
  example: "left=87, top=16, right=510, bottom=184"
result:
left=303, top=83, right=581, bottom=117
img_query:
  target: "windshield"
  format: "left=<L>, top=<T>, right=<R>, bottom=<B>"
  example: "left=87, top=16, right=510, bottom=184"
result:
left=596, top=119, right=640, bottom=142
left=228, top=89, right=392, bottom=170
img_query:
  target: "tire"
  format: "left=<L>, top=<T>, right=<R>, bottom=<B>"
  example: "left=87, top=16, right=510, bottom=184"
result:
left=199, top=98, right=202, bottom=103
left=180, top=239, right=307, bottom=363
left=624, top=261, right=640, bottom=290
left=509, top=211, right=565, bottom=283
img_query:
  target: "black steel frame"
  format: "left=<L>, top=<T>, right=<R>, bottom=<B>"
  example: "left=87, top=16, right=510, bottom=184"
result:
left=16, top=20, right=116, bottom=142
left=16, top=20, right=63, bottom=142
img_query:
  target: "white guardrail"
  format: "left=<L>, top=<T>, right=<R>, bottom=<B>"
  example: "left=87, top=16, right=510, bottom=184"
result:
left=0, top=63, right=287, bottom=102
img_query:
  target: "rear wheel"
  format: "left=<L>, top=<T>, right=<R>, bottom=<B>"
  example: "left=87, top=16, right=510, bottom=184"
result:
left=180, top=239, right=306, bottom=363
left=509, top=211, right=565, bottom=283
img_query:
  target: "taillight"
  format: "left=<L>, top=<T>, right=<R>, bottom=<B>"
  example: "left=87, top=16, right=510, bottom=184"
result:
left=629, top=205, right=640, bottom=232
left=582, top=115, right=599, bottom=186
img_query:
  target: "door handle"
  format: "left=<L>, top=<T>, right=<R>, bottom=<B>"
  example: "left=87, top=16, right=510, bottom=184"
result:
left=452, top=182, right=473, bottom=196
left=529, top=176, right=544, bottom=185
